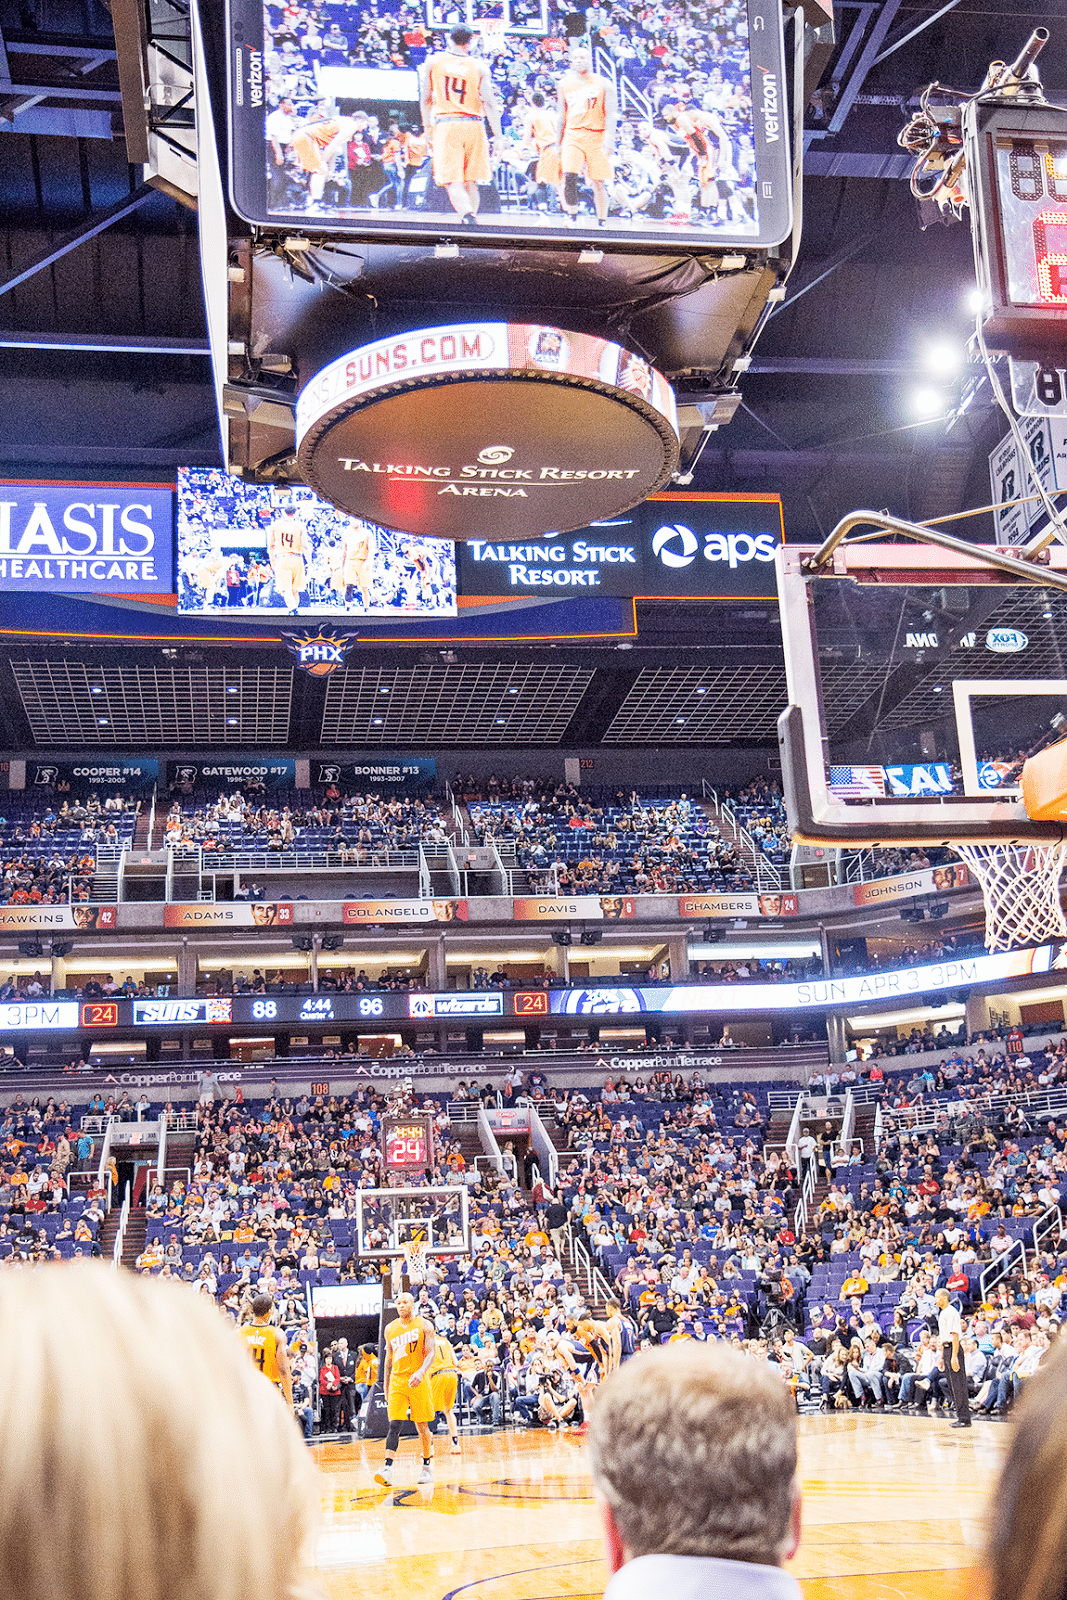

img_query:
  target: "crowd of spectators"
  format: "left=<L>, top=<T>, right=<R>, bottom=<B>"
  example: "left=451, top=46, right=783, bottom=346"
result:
left=162, top=787, right=449, bottom=858
left=469, top=788, right=751, bottom=895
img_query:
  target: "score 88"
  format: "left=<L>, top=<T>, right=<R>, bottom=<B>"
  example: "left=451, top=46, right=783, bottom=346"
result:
left=1008, top=143, right=1067, bottom=304
left=251, top=1000, right=278, bottom=1020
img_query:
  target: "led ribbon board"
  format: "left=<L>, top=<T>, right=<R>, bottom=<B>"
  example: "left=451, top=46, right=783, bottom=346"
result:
left=295, top=322, right=678, bottom=538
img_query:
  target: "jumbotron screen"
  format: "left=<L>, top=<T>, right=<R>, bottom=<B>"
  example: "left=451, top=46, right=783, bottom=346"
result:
left=176, top=468, right=457, bottom=615
left=226, top=0, right=792, bottom=250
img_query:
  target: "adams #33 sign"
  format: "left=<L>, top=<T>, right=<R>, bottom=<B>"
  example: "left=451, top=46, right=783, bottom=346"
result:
left=0, top=482, right=174, bottom=594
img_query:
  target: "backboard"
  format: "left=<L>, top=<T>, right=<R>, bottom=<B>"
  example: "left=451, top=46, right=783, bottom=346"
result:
left=354, top=1184, right=470, bottom=1260
left=777, top=539, right=1067, bottom=846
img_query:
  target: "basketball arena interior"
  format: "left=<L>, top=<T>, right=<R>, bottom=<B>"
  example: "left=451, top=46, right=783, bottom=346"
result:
left=1, top=2, right=1066, bottom=1598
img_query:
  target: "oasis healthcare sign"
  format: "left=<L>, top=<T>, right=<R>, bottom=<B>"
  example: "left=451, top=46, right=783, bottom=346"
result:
left=0, top=482, right=173, bottom=594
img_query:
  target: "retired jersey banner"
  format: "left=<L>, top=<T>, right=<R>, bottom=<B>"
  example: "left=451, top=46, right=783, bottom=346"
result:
left=0, top=904, right=116, bottom=931
left=314, top=757, right=436, bottom=791
left=167, top=759, right=296, bottom=789
left=512, top=896, right=636, bottom=922
left=0, top=481, right=173, bottom=594
left=162, top=902, right=295, bottom=928
left=852, top=864, right=970, bottom=907
left=678, top=893, right=798, bottom=919
left=29, top=758, right=158, bottom=791
left=341, top=899, right=467, bottom=924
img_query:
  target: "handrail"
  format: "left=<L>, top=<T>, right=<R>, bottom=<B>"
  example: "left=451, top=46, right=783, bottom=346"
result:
left=96, top=1115, right=114, bottom=1190
left=784, top=1089, right=805, bottom=1168
left=980, top=1236, right=1025, bottom=1302
left=873, top=1098, right=883, bottom=1153
left=112, top=1179, right=131, bottom=1268
left=835, top=1087, right=855, bottom=1167
left=1033, top=1202, right=1064, bottom=1257
left=418, top=847, right=432, bottom=899
left=794, top=1159, right=815, bottom=1236
left=157, top=1110, right=168, bottom=1187
left=146, top=785, right=157, bottom=851
left=528, top=1102, right=559, bottom=1189
left=476, top=1104, right=504, bottom=1175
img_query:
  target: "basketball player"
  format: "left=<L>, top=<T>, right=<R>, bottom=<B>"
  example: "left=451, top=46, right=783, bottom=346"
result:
left=419, top=26, right=502, bottom=223
left=556, top=45, right=616, bottom=224
left=238, top=1294, right=294, bottom=1408
left=194, top=549, right=229, bottom=607
left=428, top=1328, right=462, bottom=1454
left=266, top=509, right=307, bottom=613
left=661, top=102, right=727, bottom=216
left=375, top=1290, right=436, bottom=1486
left=289, top=104, right=356, bottom=211
left=330, top=517, right=377, bottom=604
left=521, top=91, right=561, bottom=211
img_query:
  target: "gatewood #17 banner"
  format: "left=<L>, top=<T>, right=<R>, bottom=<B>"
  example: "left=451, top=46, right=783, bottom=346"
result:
left=0, top=482, right=173, bottom=594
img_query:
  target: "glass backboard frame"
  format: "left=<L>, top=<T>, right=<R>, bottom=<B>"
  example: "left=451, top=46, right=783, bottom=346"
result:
left=777, top=541, right=1067, bottom=846
left=353, top=1183, right=471, bottom=1259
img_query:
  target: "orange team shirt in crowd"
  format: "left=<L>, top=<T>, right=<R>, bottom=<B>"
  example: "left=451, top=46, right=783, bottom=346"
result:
left=403, top=131, right=428, bottom=164
left=354, top=1351, right=379, bottom=1385
left=525, top=1229, right=549, bottom=1250
left=427, top=55, right=485, bottom=118
left=562, top=78, right=607, bottom=132
left=385, top=1316, right=432, bottom=1382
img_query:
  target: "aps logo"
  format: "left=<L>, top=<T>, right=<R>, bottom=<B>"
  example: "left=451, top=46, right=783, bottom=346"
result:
left=651, top=524, right=779, bottom=571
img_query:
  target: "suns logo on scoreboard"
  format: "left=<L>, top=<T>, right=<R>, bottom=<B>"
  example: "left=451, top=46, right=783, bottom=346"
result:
left=284, top=628, right=358, bottom=676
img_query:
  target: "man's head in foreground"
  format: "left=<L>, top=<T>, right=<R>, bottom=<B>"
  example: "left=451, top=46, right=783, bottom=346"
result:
left=587, top=1343, right=801, bottom=1574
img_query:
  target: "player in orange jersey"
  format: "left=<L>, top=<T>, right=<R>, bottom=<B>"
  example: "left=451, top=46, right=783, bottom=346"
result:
left=419, top=26, right=502, bottom=223
left=556, top=45, right=616, bottom=223
left=661, top=102, right=728, bottom=214
left=266, top=510, right=307, bottom=612
left=428, top=1329, right=462, bottom=1454
left=376, top=1290, right=436, bottom=1486
left=329, top=518, right=377, bottom=604
left=521, top=91, right=561, bottom=210
left=238, top=1293, right=294, bottom=1408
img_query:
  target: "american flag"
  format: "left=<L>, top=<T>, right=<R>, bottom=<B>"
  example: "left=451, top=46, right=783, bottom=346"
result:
left=829, top=765, right=885, bottom=798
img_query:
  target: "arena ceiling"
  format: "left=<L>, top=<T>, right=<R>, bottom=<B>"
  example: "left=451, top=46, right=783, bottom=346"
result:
left=0, top=2, right=1062, bottom=753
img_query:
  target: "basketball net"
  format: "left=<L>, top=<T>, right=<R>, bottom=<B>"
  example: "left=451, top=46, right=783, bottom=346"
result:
left=390, top=1239, right=429, bottom=1298
left=949, top=841, right=1067, bottom=953
left=477, top=16, right=507, bottom=54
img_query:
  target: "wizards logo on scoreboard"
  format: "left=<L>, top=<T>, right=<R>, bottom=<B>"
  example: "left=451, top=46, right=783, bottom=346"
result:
left=284, top=628, right=357, bottom=676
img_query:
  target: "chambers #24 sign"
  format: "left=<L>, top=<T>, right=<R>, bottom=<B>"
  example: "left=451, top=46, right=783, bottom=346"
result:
left=0, top=482, right=174, bottom=594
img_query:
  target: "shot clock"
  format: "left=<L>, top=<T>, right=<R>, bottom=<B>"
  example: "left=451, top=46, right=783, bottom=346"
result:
left=381, top=1112, right=434, bottom=1177
left=967, top=101, right=1067, bottom=357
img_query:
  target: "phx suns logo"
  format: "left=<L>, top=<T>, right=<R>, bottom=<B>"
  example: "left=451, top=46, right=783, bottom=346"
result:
left=284, top=628, right=358, bottom=676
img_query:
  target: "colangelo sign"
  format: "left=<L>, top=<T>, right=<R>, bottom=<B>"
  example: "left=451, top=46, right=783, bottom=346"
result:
left=456, top=493, right=783, bottom=599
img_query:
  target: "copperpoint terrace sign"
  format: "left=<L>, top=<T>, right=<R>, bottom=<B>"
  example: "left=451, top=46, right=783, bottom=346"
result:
left=295, top=323, right=679, bottom=540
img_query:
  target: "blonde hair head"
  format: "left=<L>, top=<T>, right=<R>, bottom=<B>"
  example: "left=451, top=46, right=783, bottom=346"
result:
left=987, top=1334, right=1067, bottom=1600
left=0, top=1264, right=319, bottom=1600
left=587, top=1342, right=797, bottom=1565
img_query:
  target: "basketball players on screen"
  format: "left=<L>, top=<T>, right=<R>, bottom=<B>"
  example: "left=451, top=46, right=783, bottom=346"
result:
left=556, top=46, right=616, bottom=224
left=329, top=518, right=377, bottom=605
left=419, top=26, right=502, bottom=223
left=661, top=102, right=728, bottom=217
left=375, top=1291, right=436, bottom=1486
left=266, top=509, right=307, bottom=613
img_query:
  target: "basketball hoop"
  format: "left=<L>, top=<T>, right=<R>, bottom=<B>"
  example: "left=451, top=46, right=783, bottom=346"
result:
left=477, top=16, right=507, bottom=53
left=949, top=840, right=1067, bottom=953
left=390, top=1238, right=430, bottom=1298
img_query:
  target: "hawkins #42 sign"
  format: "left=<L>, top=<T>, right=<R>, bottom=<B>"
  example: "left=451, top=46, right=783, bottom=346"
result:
left=0, top=482, right=174, bottom=594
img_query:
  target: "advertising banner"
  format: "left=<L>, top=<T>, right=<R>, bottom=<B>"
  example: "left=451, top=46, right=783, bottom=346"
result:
left=167, top=760, right=296, bottom=789
left=0, top=905, right=116, bottom=931
left=341, top=899, right=467, bottom=924
left=313, top=757, right=436, bottom=790
left=408, top=993, right=504, bottom=1019
left=677, top=892, right=798, bottom=919
left=30, top=759, right=158, bottom=792
left=457, top=493, right=783, bottom=600
left=162, top=903, right=296, bottom=928
left=851, top=864, right=970, bottom=908
left=0, top=481, right=173, bottom=595
left=512, top=895, right=635, bottom=922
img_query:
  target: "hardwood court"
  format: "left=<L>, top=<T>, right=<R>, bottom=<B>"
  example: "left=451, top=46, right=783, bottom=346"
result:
left=311, top=1414, right=1005, bottom=1600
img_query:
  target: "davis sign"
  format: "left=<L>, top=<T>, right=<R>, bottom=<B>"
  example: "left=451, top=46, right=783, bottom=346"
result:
left=295, top=323, right=679, bottom=540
